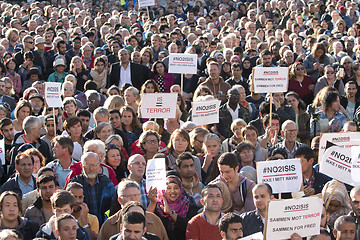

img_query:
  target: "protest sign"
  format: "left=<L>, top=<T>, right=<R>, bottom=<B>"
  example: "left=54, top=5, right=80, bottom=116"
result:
left=191, top=100, right=221, bottom=126
left=318, top=132, right=360, bottom=165
left=351, top=146, right=360, bottom=183
left=138, top=0, right=155, bottom=8
left=140, top=93, right=178, bottom=119
left=320, top=144, right=360, bottom=186
left=240, top=232, right=263, bottom=240
left=0, top=138, right=5, bottom=165
left=45, top=82, right=63, bottom=108
left=256, top=159, right=302, bottom=194
left=252, top=67, right=288, bottom=93
left=146, top=158, right=166, bottom=192
left=265, top=197, right=322, bottom=239
left=168, top=54, right=197, bottom=74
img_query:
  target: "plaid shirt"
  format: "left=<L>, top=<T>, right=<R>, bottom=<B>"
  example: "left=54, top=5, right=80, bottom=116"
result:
left=83, top=176, right=100, bottom=220
left=139, top=178, right=150, bottom=207
left=304, top=169, right=316, bottom=189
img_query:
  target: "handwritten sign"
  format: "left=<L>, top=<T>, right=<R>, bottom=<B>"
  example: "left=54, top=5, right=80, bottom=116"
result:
left=168, top=54, right=197, bottom=74
left=256, top=159, right=302, bottom=194
left=138, top=0, right=155, bottom=8
left=252, top=67, right=288, bottom=93
left=191, top=100, right=221, bottom=126
left=265, top=197, right=322, bottom=239
left=240, top=232, right=263, bottom=240
left=352, top=146, right=360, bottom=183
left=45, top=82, right=62, bottom=108
left=140, top=93, right=178, bottom=119
left=146, top=158, right=166, bottom=192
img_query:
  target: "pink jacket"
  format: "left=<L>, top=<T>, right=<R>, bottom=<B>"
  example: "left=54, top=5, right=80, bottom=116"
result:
left=5, top=71, right=22, bottom=97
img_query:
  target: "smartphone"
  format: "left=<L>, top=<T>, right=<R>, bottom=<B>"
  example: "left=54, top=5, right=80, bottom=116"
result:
left=339, top=68, right=345, bottom=78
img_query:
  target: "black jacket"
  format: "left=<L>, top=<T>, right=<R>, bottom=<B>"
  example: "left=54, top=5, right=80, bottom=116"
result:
left=0, top=173, right=36, bottom=199
left=313, top=170, right=330, bottom=194
left=340, top=95, right=360, bottom=119
left=218, top=103, right=251, bottom=138
left=0, top=217, right=39, bottom=240
left=239, top=210, right=264, bottom=237
left=108, top=62, right=153, bottom=90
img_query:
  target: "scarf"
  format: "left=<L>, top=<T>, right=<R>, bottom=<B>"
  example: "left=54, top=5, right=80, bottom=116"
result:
left=156, top=175, right=190, bottom=225
left=90, top=69, right=107, bottom=89
left=157, top=75, right=165, bottom=92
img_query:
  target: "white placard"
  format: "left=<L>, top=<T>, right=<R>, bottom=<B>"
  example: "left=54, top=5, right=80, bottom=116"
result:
left=320, top=145, right=360, bottom=186
left=45, top=82, right=63, bottom=108
left=168, top=54, right=197, bottom=74
left=140, top=93, right=178, bottom=119
left=138, top=0, right=155, bottom=8
left=318, top=132, right=360, bottom=166
left=191, top=100, right=221, bottom=126
left=146, top=158, right=166, bottom=192
left=256, top=159, right=302, bottom=194
left=252, top=67, right=288, bottom=93
left=352, top=146, right=360, bottom=182
left=240, top=232, right=263, bottom=240
left=0, top=139, right=5, bottom=165
left=265, top=197, right=322, bottom=239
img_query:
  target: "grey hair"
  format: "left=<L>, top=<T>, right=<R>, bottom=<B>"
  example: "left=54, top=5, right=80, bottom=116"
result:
left=94, top=122, right=113, bottom=138
left=105, top=134, right=124, bottom=147
left=117, top=179, right=140, bottom=197
left=128, top=154, right=145, bottom=165
left=93, top=107, right=109, bottom=118
left=62, top=97, right=77, bottom=107
left=85, top=90, right=101, bottom=101
left=23, top=116, right=40, bottom=133
left=0, top=229, right=19, bottom=240
left=84, top=140, right=106, bottom=161
left=81, top=152, right=100, bottom=164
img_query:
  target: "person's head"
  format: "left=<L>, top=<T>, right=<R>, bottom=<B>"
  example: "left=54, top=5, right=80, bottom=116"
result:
left=140, top=79, right=160, bottom=94
left=281, top=120, right=298, bottom=143
left=227, top=87, right=240, bottom=105
left=262, top=113, right=280, bottom=135
left=219, top=212, right=243, bottom=240
left=0, top=118, right=14, bottom=143
left=62, top=97, right=77, bottom=116
left=105, top=96, right=125, bottom=111
left=14, top=100, right=32, bottom=121
left=54, top=214, right=78, bottom=240
left=94, top=122, right=114, bottom=142
left=85, top=90, right=101, bottom=112
left=176, top=152, right=195, bottom=179
left=343, top=121, right=357, bottom=132
left=252, top=183, right=274, bottom=213
left=15, top=153, right=34, bottom=180
left=345, top=81, right=357, bottom=99
left=0, top=191, right=22, bottom=222
left=81, top=152, right=100, bottom=180
left=36, top=175, right=57, bottom=203
left=164, top=175, right=184, bottom=202
left=207, top=61, right=221, bottom=80
left=310, top=228, right=332, bottom=240
left=294, top=145, right=315, bottom=175
left=127, top=154, right=146, bottom=180
left=200, top=184, right=223, bottom=213
left=66, top=182, right=85, bottom=213
left=83, top=140, right=106, bottom=162
left=52, top=136, right=74, bottom=159
left=260, top=49, right=272, bottom=67
left=241, top=125, right=259, bottom=147
left=50, top=190, right=75, bottom=217
left=117, top=179, right=141, bottom=207
left=121, top=211, right=147, bottom=240
left=0, top=229, right=20, bottom=240
left=124, top=87, right=140, bottom=105
left=76, top=109, right=91, bottom=133
left=138, top=130, right=160, bottom=154
left=189, top=127, right=209, bottom=153
left=235, top=141, right=255, bottom=165
left=168, top=129, right=191, bottom=155
left=322, top=90, right=340, bottom=112
left=203, top=133, right=221, bottom=156
left=333, top=216, right=356, bottom=240
left=104, top=144, right=122, bottom=169
left=350, top=186, right=360, bottom=217
left=218, top=152, right=239, bottom=183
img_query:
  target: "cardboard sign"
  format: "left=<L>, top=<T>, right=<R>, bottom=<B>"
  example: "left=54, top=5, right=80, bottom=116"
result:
left=256, top=159, right=302, bottom=194
left=0, top=139, right=5, bottom=165
left=191, top=100, right=221, bottom=126
left=45, top=82, right=62, bottom=108
left=138, top=0, right=155, bottom=8
left=318, top=132, right=360, bottom=166
left=352, top=146, right=360, bottom=183
left=146, top=158, right=166, bottom=192
left=168, top=54, right=197, bottom=74
left=240, top=232, right=263, bottom=240
left=140, top=93, right=178, bottom=119
left=252, top=67, right=288, bottom=93
left=265, top=197, right=322, bottom=239
left=320, top=145, right=360, bottom=186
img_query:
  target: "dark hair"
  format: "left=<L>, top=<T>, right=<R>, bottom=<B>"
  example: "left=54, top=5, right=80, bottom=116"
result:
left=176, top=152, right=194, bottom=167
left=51, top=136, right=74, bottom=155
left=259, top=102, right=275, bottom=116
left=55, top=214, right=76, bottom=231
left=0, top=118, right=13, bottom=130
left=263, top=113, right=280, bottom=127
left=232, top=62, right=242, bottom=70
left=270, top=148, right=288, bottom=159
left=36, top=175, right=56, bottom=189
left=309, top=228, right=331, bottom=239
left=15, top=153, right=34, bottom=166
left=217, top=152, right=238, bottom=169
left=168, top=129, right=191, bottom=154
left=235, top=142, right=256, bottom=162
left=108, top=85, right=121, bottom=95
left=56, top=40, right=66, bottom=49
left=121, top=201, right=146, bottom=215
left=254, top=183, right=273, bottom=196
left=66, top=182, right=83, bottom=191
left=260, top=49, right=272, bottom=58
left=334, top=215, right=356, bottom=231
left=122, top=211, right=146, bottom=228
left=24, top=51, right=34, bottom=61
left=201, top=183, right=222, bottom=198
left=152, top=60, right=168, bottom=74
left=219, top=212, right=242, bottom=233
left=311, top=42, right=326, bottom=59
left=64, top=116, right=82, bottom=131
left=285, top=91, right=306, bottom=110
left=109, top=109, right=121, bottom=116
left=37, top=166, right=54, bottom=177
left=294, top=145, right=315, bottom=161
left=50, top=190, right=75, bottom=209
left=322, top=90, right=340, bottom=112
left=76, top=109, right=91, bottom=118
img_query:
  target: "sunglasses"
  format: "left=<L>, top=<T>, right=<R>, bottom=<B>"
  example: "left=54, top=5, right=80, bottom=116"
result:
left=326, top=71, right=335, bottom=74
left=296, top=67, right=304, bottom=71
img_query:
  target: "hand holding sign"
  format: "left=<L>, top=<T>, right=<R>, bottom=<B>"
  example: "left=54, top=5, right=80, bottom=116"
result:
left=45, top=82, right=63, bottom=108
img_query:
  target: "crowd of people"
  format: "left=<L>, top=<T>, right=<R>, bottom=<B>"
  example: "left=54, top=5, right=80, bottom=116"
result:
left=0, top=0, right=359, bottom=239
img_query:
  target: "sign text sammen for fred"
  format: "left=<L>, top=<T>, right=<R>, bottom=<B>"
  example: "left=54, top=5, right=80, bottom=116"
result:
left=252, top=67, right=289, bottom=93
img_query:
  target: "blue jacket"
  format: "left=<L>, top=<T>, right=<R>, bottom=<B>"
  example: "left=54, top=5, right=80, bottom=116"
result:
left=239, top=210, right=264, bottom=237
left=36, top=220, right=90, bottom=240
left=71, top=174, right=115, bottom=226
left=0, top=173, right=36, bottom=199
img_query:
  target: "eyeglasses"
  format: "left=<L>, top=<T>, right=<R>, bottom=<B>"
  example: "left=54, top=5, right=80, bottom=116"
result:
left=296, top=67, right=304, bottom=71
left=106, top=144, right=120, bottom=150
left=64, top=87, right=73, bottom=91
left=48, top=107, right=53, bottom=111
left=146, top=139, right=158, bottom=144
left=121, top=194, right=140, bottom=199
left=87, top=99, right=96, bottom=103
left=326, top=71, right=335, bottom=74
left=131, top=162, right=146, bottom=166
left=26, top=41, right=34, bottom=44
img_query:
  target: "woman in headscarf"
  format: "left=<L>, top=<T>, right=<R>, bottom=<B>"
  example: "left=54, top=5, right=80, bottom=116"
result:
left=147, top=175, right=199, bottom=240
left=322, top=180, right=352, bottom=228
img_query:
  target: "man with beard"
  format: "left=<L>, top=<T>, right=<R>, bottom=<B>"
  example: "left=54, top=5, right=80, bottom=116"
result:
left=116, top=211, right=148, bottom=240
left=24, top=175, right=57, bottom=226
left=29, top=94, right=45, bottom=116
left=219, top=213, right=244, bottom=240
left=0, top=118, right=14, bottom=179
left=69, top=152, right=115, bottom=225
left=66, top=182, right=99, bottom=240
left=186, top=184, right=224, bottom=240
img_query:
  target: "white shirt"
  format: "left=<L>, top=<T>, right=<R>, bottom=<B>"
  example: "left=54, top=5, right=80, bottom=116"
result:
left=226, top=103, right=240, bottom=122
left=119, top=63, right=132, bottom=88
